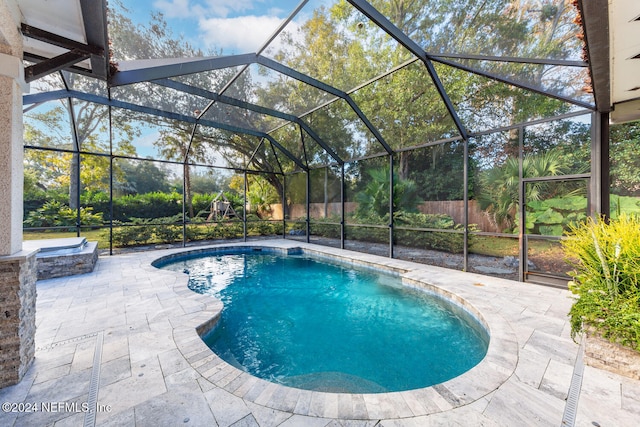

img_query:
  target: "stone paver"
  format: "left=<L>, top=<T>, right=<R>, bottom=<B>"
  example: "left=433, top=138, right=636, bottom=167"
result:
left=0, top=240, right=639, bottom=426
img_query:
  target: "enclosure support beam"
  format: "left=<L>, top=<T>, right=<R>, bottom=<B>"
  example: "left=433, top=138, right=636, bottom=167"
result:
left=431, top=57, right=595, bottom=111
left=257, top=56, right=393, bottom=155
left=153, top=78, right=344, bottom=164
left=347, top=0, right=469, bottom=140
left=518, top=126, right=526, bottom=282
left=389, top=154, right=394, bottom=258
left=182, top=165, right=188, bottom=246
left=109, top=54, right=256, bottom=87
left=64, top=94, right=82, bottom=237
left=306, top=171, right=311, bottom=243
left=463, top=137, right=469, bottom=273
left=341, top=164, right=345, bottom=250
left=108, top=90, right=114, bottom=256
left=22, top=89, right=309, bottom=172
left=24, top=50, right=91, bottom=83
left=430, top=52, right=587, bottom=68
left=591, top=112, right=610, bottom=220
left=282, top=174, right=287, bottom=239
left=345, top=97, right=393, bottom=154
left=244, top=171, right=248, bottom=242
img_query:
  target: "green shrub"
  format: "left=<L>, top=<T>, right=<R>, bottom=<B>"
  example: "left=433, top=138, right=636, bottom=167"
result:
left=562, top=214, right=640, bottom=351
left=307, top=212, right=468, bottom=253
left=201, top=223, right=223, bottom=240
left=33, top=190, right=247, bottom=224
left=111, top=192, right=182, bottom=221
left=185, top=218, right=207, bottom=241
left=310, top=217, right=341, bottom=239
left=81, top=191, right=111, bottom=219
left=219, top=221, right=243, bottom=239
left=109, top=220, right=154, bottom=246
left=153, top=215, right=183, bottom=243
left=346, top=224, right=388, bottom=244
left=24, top=201, right=103, bottom=228
left=246, top=214, right=284, bottom=236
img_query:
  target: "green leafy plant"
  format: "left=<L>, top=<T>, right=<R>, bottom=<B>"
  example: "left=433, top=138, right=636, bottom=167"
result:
left=153, top=214, right=183, bottom=243
left=526, top=195, right=588, bottom=236
left=306, top=212, right=469, bottom=253
left=562, top=214, right=640, bottom=351
left=109, top=220, right=154, bottom=246
left=246, top=214, right=284, bottom=236
left=24, top=201, right=103, bottom=228
left=477, top=149, right=571, bottom=233
left=355, top=167, right=421, bottom=218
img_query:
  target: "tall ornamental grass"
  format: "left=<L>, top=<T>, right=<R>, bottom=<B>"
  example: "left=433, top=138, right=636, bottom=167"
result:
left=562, top=214, right=640, bottom=351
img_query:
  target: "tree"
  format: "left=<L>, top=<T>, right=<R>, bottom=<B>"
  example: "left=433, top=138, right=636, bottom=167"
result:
left=23, top=107, right=136, bottom=201
left=118, top=160, right=171, bottom=195
left=476, top=148, right=571, bottom=232
left=260, top=0, right=586, bottom=188
left=189, top=169, right=229, bottom=195
left=355, top=166, right=421, bottom=218
left=109, top=3, right=286, bottom=217
left=610, top=121, right=640, bottom=196
left=25, top=0, right=590, bottom=231
left=408, top=141, right=471, bottom=201
left=24, top=72, right=138, bottom=210
left=229, top=174, right=281, bottom=218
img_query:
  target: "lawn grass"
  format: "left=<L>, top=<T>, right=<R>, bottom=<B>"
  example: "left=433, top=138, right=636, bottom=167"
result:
left=22, top=226, right=568, bottom=263
left=24, top=229, right=110, bottom=249
left=612, top=195, right=640, bottom=217
left=469, top=235, right=519, bottom=257
left=469, top=234, right=562, bottom=257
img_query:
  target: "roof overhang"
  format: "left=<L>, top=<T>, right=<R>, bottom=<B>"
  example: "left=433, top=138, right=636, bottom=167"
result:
left=609, top=0, right=640, bottom=123
left=581, top=0, right=640, bottom=123
left=17, top=0, right=109, bottom=82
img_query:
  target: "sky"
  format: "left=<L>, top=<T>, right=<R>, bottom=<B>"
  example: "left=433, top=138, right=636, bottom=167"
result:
left=120, top=0, right=309, bottom=55
left=107, top=0, right=313, bottom=160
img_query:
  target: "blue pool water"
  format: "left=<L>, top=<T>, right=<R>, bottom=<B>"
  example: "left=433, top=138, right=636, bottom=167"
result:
left=159, top=250, right=489, bottom=393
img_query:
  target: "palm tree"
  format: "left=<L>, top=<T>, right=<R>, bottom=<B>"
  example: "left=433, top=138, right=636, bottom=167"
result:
left=476, top=148, right=569, bottom=232
left=355, top=166, right=421, bottom=218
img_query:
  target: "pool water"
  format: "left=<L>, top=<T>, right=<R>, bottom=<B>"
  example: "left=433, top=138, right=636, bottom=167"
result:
left=160, top=251, right=489, bottom=393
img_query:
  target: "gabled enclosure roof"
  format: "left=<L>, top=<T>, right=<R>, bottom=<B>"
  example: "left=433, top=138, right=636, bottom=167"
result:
left=18, top=0, right=624, bottom=172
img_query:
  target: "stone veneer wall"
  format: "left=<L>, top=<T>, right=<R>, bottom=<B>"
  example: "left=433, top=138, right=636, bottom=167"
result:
left=584, top=328, right=640, bottom=380
left=36, top=242, right=99, bottom=280
left=0, top=251, right=37, bottom=388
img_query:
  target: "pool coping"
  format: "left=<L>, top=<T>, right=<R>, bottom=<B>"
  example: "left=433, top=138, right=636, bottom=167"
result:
left=149, top=241, right=519, bottom=420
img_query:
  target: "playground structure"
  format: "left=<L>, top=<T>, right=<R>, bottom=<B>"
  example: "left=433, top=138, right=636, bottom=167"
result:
left=207, top=192, right=237, bottom=221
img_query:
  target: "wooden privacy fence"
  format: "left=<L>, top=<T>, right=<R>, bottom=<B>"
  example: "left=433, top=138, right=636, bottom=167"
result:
left=418, top=200, right=499, bottom=232
left=271, top=200, right=499, bottom=233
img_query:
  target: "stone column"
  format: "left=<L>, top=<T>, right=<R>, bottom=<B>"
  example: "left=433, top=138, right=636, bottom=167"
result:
left=0, top=0, right=38, bottom=388
left=0, top=253, right=37, bottom=388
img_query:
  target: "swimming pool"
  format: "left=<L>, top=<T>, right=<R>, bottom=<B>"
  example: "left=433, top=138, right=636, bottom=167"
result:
left=156, top=248, right=489, bottom=393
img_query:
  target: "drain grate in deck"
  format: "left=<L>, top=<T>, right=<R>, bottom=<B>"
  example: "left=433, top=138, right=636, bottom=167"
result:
left=83, top=332, right=104, bottom=427
left=561, top=339, right=585, bottom=427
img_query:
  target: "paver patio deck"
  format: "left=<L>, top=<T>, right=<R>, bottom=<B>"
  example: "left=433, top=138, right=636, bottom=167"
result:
left=1, top=240, right=639, bottom=426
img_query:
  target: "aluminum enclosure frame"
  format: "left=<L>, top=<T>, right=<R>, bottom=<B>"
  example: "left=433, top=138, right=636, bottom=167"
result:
left=20, top=0, right=608, bottom=286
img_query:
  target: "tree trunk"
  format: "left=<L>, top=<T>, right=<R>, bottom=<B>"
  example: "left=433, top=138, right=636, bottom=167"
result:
left=184, top=165, right=194, bottom=218
left=398, top=151, right=409, bottom=180
left=263, top=173, right=284, bottom=217
left=324, top=167, right=328, bottom=218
